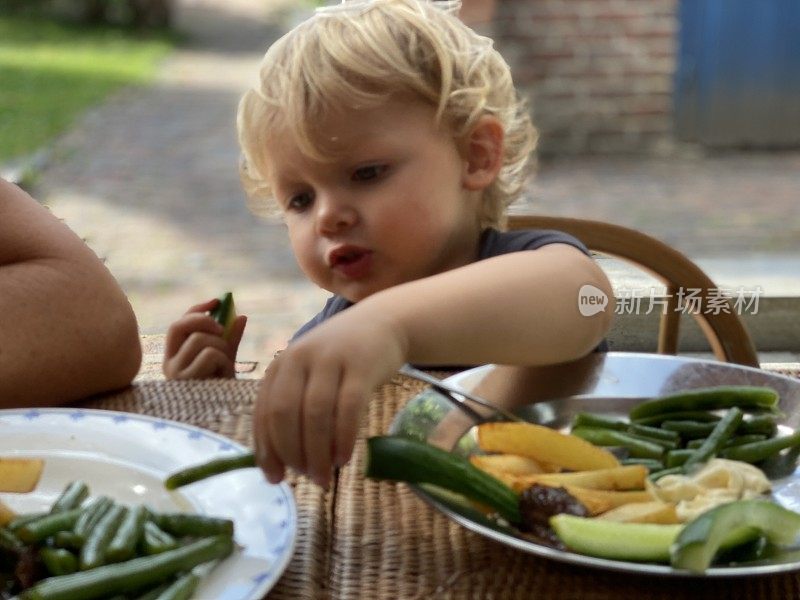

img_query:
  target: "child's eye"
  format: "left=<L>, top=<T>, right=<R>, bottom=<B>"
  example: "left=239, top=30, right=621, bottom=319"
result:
left=352, top=165, right=387, bottom=182
left=287, top=192, right=314, bottom=212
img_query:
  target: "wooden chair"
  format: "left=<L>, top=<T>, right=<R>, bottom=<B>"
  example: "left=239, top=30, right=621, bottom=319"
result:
left=507, top=215, right=759, bottom=367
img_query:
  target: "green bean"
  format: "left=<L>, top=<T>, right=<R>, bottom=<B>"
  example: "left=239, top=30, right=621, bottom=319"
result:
left=665, top=449, right=694, bottom=468
left=719, top=431, right=800, bottom=464
left=52, top=531, right=83, bottom=551
left=80, top=504, right=127, bottom=570
left=648, top=466, right=684, bottom=481
left=164, top=453, right=256, bottom=489
left=683, top=408, right=743, bottom=471
left=40, top=548, right=78, bottom=576
left=140, top=521, right=178, bottom=555
left=632, top=411, right=722, bottom=426
left=570, top=427, right=664, bottom=459
left=19, top=534, right=234, bottom=600
left=624, top=431, right=679, bottom=451
left=686, top=434, right=769, bottom=450
left=572, top=412, right=628, bottom=431
left=15, top=508, right=83, bottom=544
left=627, top=423, right=680, bottom=442
left=73, top=496, right=113, bottom=542
left=49, top=481, right=89, bottom=514
left=133, top=582, right=172, bottom=600
left=628, top=386, right=779, bottom=421
left=739, top=414, right=779, bottom=437
left=725, top=434, right=769, bottom=447
left=107, top=505, right=147, bottom=563
left=7, top=511, right=47, bottom=532
left=1, top=526, right=24, bottom=552
left=154, top=571, right=200, bottom=600
left=152, top=513, right=234, bottom=538
left=661, top=420, right=716, bottom=439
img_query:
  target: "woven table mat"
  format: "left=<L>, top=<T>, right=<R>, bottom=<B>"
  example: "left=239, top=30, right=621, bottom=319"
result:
left=80, top=379, right=330, bottom=600
left=331, top=371, right=800, bottom=600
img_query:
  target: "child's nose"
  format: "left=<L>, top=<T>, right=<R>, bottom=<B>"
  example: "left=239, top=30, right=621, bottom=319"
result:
left=315, top=192, right=358, bottom=235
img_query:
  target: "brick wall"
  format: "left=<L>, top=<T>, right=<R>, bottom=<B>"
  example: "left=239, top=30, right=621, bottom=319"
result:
left=493, top=0, right=679, bottom=156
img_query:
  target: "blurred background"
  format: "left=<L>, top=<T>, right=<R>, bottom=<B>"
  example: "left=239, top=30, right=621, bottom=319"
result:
left=1, top=0, right=798, bottom=375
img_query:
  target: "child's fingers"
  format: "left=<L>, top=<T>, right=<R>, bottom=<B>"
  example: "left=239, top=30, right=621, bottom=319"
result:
left=164, top=331, right=230, bottom=379
left=184, top=298, right=220, bottom=315
left=266, top=360, right=308, bottom=475
left=334, top=372, right=369, bottom=468
left=302, top=363, right=341, bottom=487
left=254, top=370, right=286, bottom=484
left=179, top=346, right=235, bottom=379
left=164, top=313, right=224, bottom=359
left=261, top=437, right=286, bottom=485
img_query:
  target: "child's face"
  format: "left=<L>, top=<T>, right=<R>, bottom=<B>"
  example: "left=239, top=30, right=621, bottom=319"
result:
left=263, top=98, right=482, bottom=303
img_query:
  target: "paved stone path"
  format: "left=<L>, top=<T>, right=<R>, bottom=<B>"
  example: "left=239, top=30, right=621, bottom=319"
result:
left=37, top=0, right=328, bottom=368
left=32, top=0, right=799, bottom=374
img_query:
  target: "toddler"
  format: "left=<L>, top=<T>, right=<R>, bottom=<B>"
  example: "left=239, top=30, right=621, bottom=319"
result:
left=164, top=0, right=614, bottom=487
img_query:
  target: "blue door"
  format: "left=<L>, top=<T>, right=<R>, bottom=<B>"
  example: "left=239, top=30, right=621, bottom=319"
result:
left=675, top=0, right=800, bottom=147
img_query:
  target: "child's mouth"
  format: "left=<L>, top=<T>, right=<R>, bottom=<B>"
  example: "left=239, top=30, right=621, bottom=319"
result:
left=329, top=247, right=373, bottom=280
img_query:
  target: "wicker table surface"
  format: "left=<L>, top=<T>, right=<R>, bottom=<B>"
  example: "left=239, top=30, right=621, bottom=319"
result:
left=79, top=365, right=800, bottom=600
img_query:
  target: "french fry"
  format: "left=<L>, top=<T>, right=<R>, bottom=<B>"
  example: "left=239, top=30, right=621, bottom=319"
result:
left=470, top=454, right=548, bottom=477
left=477, top=422, right=619, bottom=472
left=0, top=498, right=16, bottom=526
left=0, top=457, right=44, bottom=493
left=511, top=465, right=647, bottom=492
left=597, top=501, right=680, bottom=525
left=468, top=457, right=519, bottom=488
left=562, top=486, right=655, bottom=516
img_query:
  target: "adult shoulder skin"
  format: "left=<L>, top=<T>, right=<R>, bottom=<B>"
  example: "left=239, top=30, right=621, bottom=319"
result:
left=0, top=179, right=142, bottom=407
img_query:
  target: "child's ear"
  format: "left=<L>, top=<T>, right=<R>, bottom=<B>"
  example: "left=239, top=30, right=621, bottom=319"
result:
left=461, top=115, right=504, bottom=191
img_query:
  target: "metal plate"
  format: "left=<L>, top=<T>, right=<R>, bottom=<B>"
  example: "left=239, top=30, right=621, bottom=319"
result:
left=389, top=352, right=800, bottom=577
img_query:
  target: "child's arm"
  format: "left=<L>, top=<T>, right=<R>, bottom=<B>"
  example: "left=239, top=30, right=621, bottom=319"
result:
left=162, top=299, right=247, bottom=379
left=253, top=244, right=613, bottom=486
left=0, top=179, right=142, bottom=407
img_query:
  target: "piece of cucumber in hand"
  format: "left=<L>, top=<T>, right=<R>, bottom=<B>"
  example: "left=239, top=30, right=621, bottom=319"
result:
left=210, top=292, right=236, bottom=340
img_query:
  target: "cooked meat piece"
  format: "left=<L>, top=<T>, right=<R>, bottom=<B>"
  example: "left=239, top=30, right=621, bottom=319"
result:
left=519, top=484, right=589, bottom=532
left=14, top=546, right=41, bottom=590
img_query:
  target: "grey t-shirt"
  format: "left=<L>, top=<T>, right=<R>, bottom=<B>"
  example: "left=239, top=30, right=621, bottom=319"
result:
left=291, top=228, right=591, bottom=341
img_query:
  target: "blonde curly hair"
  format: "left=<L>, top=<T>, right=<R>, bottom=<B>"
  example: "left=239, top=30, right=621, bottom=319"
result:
left=237, top=0, right=537, bottom=228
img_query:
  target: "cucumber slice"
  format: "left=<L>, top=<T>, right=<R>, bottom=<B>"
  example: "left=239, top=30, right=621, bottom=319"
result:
left=671, top=499, right=800, bottom=573
left=365, top=436, right=520, bottom=525
left=210, top=292, right=236, bottom=340
left=550, top=515, right=682, bottom=562
left=550, top=514, right=760, bottom=564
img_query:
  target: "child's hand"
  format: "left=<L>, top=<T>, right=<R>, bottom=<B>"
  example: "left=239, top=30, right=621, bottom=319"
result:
left=253, top=307, right=407, bottom=488
left=163, top=298, right=247, bottom=379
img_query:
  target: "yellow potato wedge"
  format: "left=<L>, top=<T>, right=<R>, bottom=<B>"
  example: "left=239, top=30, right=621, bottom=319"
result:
left=562, top=486, right=655, bottom=516
left=477, top=422, right=619, bottom=472
left=511, top=465, right=647, bottom=492
left=468, top=457, right=518, bottom=488
left=597, top=501, right=680, bottom=525
left=0, top=457, right=44, bottom=493
left=0, top=499, right=16, bottom=526
left=470, top=454, right=547, bottom=477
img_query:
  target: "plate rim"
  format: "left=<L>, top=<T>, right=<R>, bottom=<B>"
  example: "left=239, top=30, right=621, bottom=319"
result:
left=392, top=353, right=800, bottom=578
left=0, top=406, right=298, bottom=598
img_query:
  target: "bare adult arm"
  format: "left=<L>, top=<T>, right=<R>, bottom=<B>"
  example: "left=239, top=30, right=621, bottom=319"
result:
left=0, top=179, right=142, bottom=407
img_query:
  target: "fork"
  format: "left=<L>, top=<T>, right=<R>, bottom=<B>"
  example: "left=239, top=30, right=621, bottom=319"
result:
left=398, top=364, right=524, bottom=424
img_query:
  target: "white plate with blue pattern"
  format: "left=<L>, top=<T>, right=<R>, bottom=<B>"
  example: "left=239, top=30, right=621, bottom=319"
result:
left=0, top=408, right=297, bottom=599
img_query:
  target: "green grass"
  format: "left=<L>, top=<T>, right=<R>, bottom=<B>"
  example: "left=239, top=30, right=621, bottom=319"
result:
left=0, top=15, right=173, bottom=162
